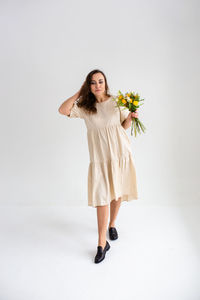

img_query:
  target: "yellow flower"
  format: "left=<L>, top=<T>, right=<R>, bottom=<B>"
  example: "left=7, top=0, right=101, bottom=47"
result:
left=129, top=99, right=132, bottom=103
left=119, top=95, right=123, bottom=100
left=122, top=99, right=127, bottom=104
left=133, top=100, right=139, bottom=106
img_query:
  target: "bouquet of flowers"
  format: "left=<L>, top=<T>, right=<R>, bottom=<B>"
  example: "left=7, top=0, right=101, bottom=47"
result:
left=112, top=90, right=146, bottom=137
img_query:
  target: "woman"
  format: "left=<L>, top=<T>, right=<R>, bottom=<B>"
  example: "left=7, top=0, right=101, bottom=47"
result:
left=58, top=69, right=139, bottom=264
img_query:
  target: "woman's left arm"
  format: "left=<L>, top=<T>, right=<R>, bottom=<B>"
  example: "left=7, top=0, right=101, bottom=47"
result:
left=122, top=110, right=139, bottom=130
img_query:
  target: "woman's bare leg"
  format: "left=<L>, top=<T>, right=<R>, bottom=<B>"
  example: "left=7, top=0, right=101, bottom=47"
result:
left=96, top=204, right=109, bottom=248
left=109, top=197, right=122, bottom=228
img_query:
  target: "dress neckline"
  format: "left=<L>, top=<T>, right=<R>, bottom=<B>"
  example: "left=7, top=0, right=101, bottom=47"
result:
left=96, top=96, right=112, bottom=104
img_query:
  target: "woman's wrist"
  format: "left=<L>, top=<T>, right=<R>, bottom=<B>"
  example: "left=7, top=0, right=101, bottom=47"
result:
left=122, top=118, right=132, bottom=130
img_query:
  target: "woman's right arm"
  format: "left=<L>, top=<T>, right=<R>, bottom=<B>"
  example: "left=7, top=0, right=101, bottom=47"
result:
left=58, top=90, right=81, bottom=116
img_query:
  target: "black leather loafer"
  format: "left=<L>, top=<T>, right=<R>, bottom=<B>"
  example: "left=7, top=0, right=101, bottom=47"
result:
left=94, top=240, right=110, bottom=263
left=109, top=227, right=118, bottom=240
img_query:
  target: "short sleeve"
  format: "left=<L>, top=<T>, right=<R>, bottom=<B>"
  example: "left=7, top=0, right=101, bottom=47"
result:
left=119, top=106, right=130, bottom=124
left=67, top=101, right=83, bottom=119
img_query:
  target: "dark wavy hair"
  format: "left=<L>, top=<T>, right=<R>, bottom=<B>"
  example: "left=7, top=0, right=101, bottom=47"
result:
left=76, top=69, right=111, bottom=114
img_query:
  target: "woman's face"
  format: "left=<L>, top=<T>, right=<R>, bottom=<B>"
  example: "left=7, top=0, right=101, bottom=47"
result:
left=90, top=73, right=106, bottom=97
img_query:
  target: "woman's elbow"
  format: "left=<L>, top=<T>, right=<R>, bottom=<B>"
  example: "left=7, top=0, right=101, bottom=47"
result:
left=58, top=107, right=64, bottom=115
left=58, top=107, right=70, bottom=116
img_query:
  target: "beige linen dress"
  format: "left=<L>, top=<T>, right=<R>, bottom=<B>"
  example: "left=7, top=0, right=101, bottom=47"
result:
left=67, top=95, right=138, bottom=207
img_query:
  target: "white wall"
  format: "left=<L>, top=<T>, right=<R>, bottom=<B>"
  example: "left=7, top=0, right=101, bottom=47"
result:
left=0, top=0, right=199, bottom=205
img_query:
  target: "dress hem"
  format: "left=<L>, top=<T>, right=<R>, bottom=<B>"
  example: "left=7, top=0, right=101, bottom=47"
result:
left=88, top=194, right=139, bottom=208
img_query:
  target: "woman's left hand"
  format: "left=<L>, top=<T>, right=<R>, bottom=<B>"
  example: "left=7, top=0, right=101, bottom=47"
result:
left=130, top=110, right=139, bottom=119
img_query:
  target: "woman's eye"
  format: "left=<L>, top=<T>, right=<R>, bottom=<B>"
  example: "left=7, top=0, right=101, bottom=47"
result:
left=91, top=81, right=103, bottom=85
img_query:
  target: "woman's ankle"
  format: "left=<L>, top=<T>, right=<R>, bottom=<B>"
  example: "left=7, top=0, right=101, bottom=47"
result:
left=108, top=222, right=115, bottom=228
left=98, top=239, right=106, bottom=248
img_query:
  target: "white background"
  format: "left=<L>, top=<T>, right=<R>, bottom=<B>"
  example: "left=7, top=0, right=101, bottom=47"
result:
left=1, top=0, right=199, bottom=206
left=0, top=1, right=200, bottom=299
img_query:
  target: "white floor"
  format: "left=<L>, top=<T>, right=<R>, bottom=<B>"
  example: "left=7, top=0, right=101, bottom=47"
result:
left=0, top=202, right=200, bottom=300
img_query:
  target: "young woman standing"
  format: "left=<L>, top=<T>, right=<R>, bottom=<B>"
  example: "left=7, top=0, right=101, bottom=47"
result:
left=58, top=69, right=139, bottom=263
